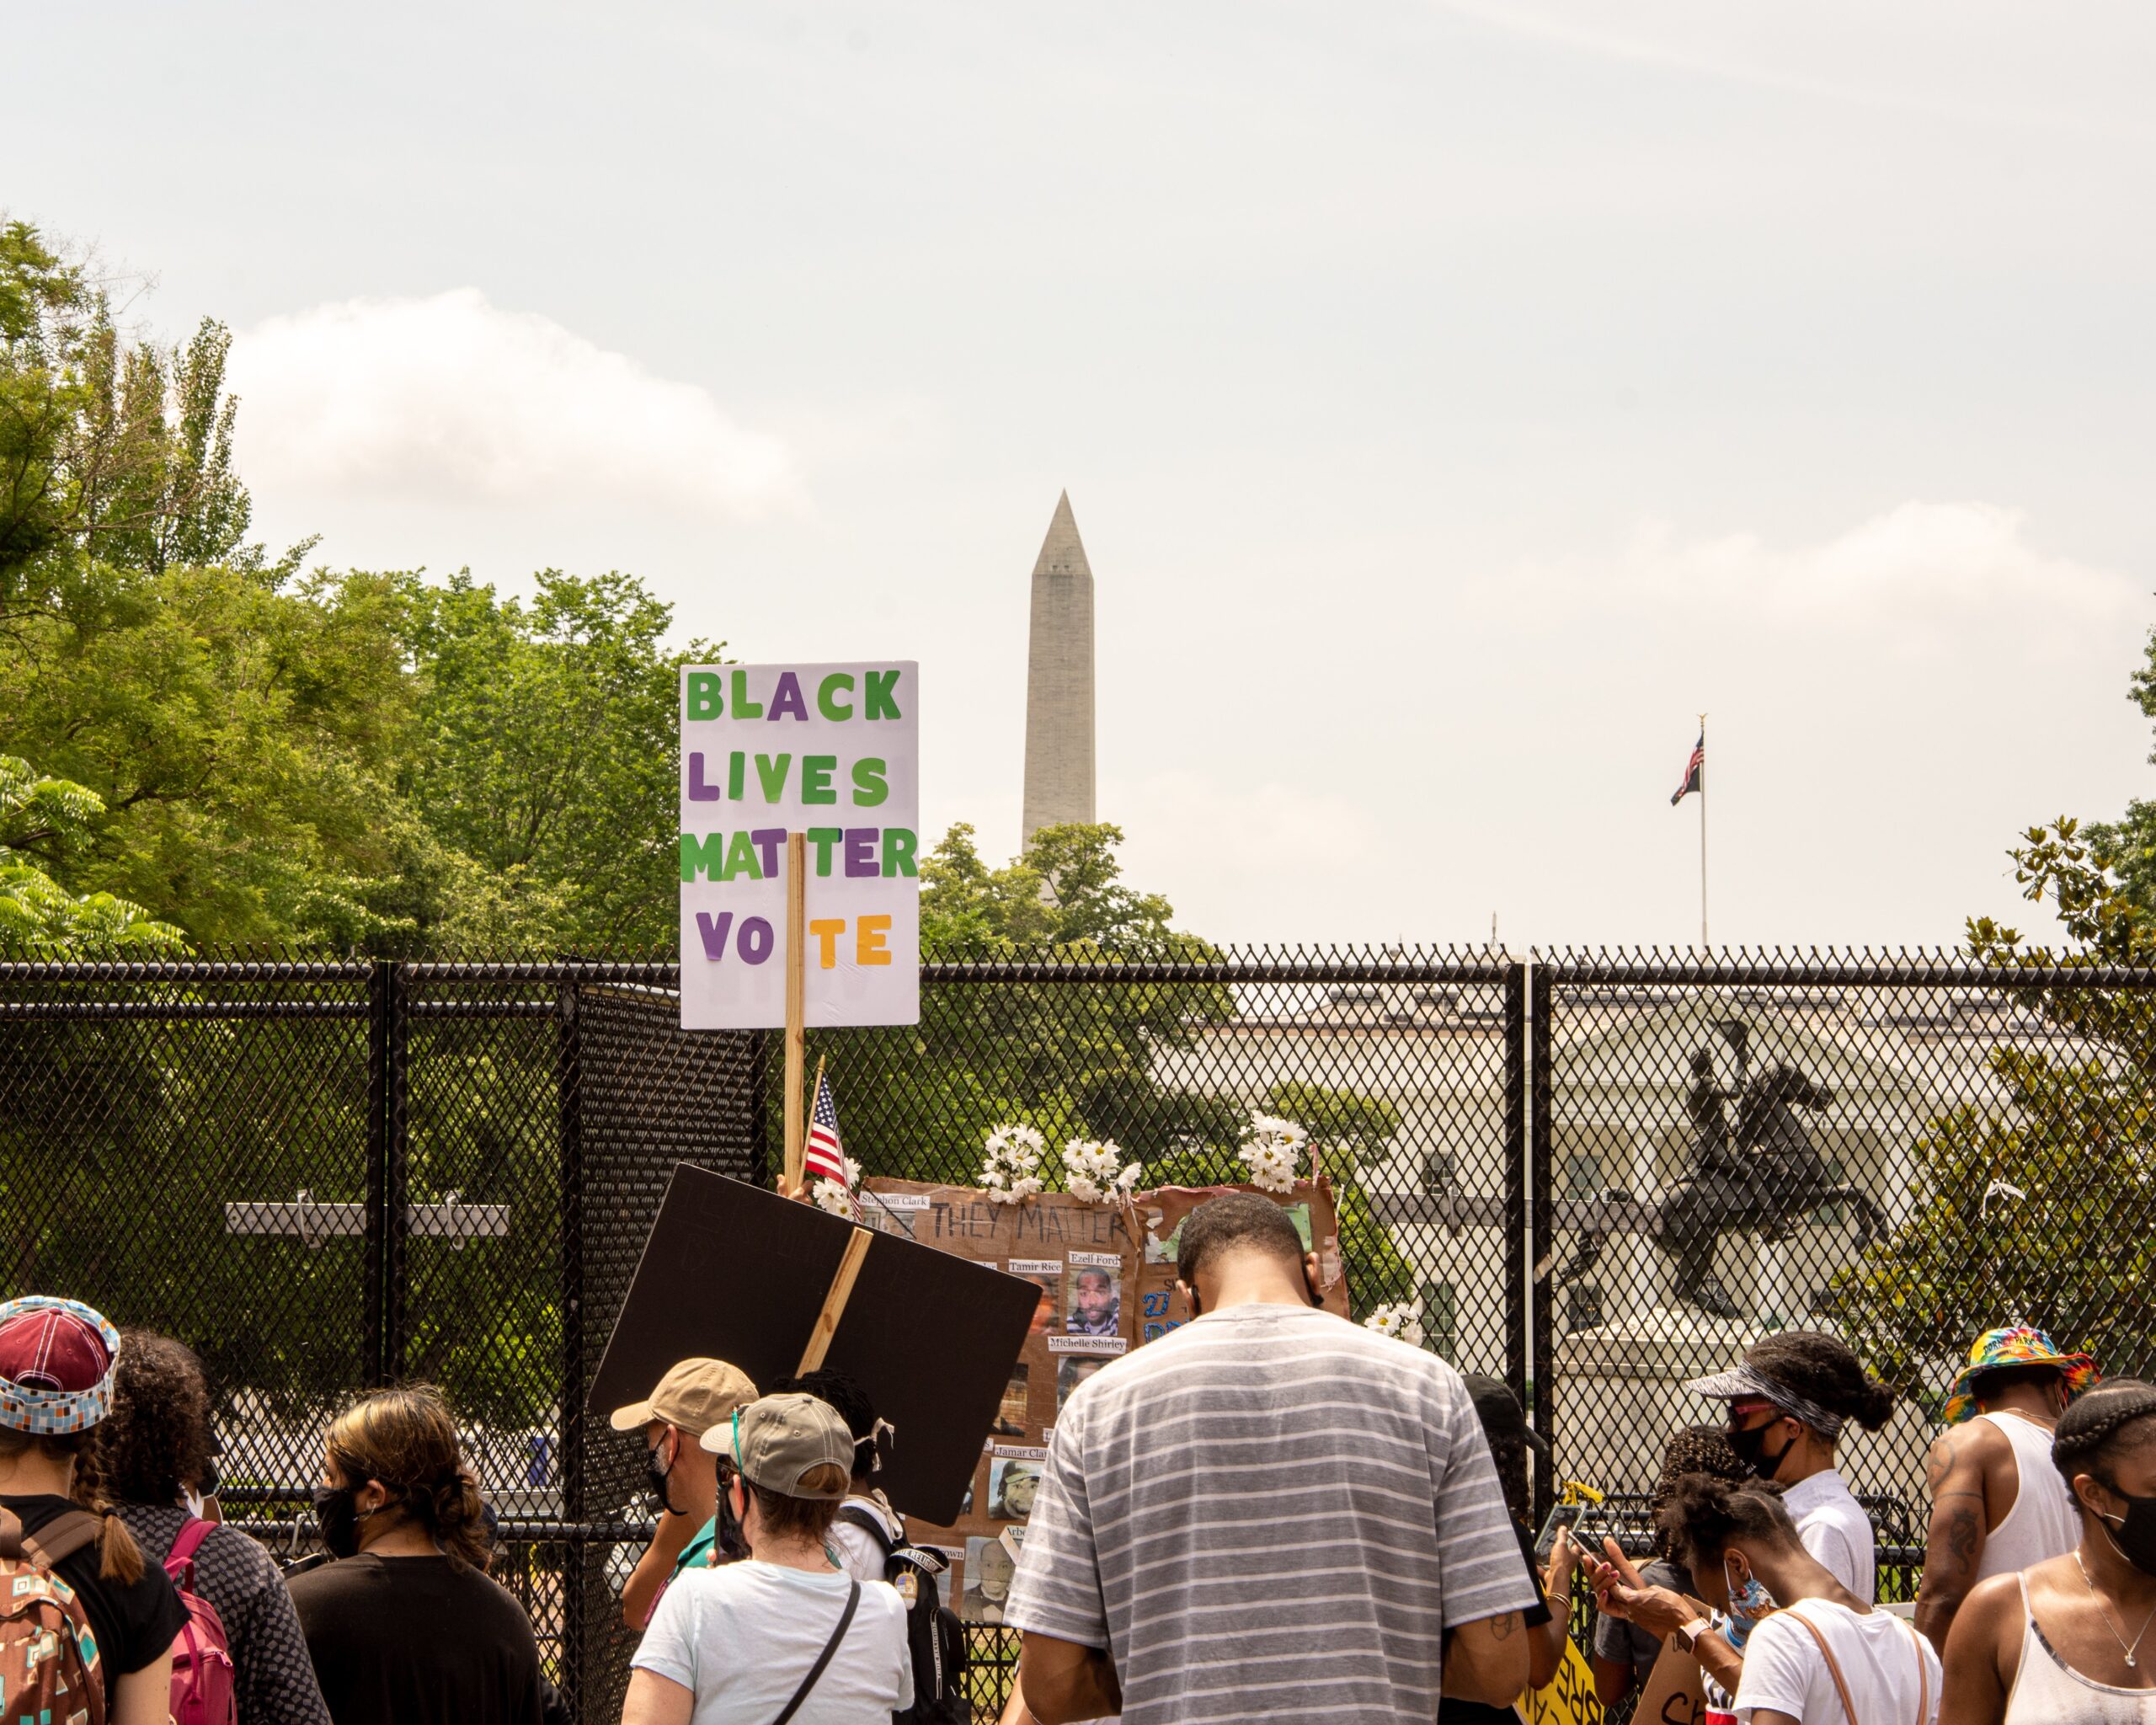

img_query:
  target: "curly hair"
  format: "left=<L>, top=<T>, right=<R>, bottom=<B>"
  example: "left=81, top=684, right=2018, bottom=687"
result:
left=328, top=1386, right=493, bottom=1570
left=2053, top=1378, right=2156, bottom=1490
left=1656, top=1474, right=1798, bottom=1574
left=1746, top=1330, right=1895, bottom=1433
left=1648, top=1425, right=1753, bottom=1558
left=99, top=1328, right=212, bottom=1507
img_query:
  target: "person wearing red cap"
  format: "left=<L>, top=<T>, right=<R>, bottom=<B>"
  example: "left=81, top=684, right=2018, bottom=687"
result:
left=0, top=1294, right=187, bottom=1725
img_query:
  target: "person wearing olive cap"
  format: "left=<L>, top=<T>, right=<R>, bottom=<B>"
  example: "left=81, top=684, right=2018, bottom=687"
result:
left=623, top=1392, right=912, bottom=1724
left=610, top=1357, right=759, bottom=1629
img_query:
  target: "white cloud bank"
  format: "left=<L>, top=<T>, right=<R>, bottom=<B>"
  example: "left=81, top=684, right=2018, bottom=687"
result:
left=1486, top=500, right=2138, bottom=660
left=227, top=289, right=800, bottom=521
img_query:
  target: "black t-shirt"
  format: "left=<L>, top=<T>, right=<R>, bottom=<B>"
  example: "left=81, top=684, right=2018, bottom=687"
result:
left=1438, top=1520, right=1554, bottom=1725
left=287, top=1552, right=547, bottom=1725
left=0, top=1493, right=188, bottom=1694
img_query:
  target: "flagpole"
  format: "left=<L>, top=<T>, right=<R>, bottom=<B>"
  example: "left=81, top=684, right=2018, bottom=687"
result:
left=1698, top=713, right=1709, bottom=950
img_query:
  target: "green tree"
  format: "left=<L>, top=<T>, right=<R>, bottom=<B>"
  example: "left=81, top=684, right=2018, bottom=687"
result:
left=0, top=754, right=181, bottom=950
left=1825, top=639, right=2156, bottom=1397
left=398, top=569, right=711, bottom=951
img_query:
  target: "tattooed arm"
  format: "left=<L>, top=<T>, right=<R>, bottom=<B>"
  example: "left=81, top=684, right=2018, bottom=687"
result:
left=1914, top=1422, right=2008, bottom=1650
left=1444, top=1610, right=1531, bottom=1706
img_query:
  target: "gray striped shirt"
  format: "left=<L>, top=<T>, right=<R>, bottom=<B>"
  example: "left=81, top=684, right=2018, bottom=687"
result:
left=1004, top=1303, right=1538, bottom=1724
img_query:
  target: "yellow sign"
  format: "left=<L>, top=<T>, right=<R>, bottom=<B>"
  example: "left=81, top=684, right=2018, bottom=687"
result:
left=1518, top=1637, right=1603, bottom=1725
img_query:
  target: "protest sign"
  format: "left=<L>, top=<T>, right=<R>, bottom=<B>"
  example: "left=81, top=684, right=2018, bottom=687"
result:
left=1133, top=1181, right=1351, bottom=1339
left=1518, top=1637, right=1604, bottom=1725
left=587, top=1166, right=1037, bottom=1525
left=678, top=660, right=919, bottom=1030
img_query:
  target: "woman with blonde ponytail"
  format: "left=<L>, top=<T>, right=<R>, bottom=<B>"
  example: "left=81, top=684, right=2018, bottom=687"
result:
left=287, top=1386, right=545, bottom=1725
left=0, top=1295, right=184, bottom=1725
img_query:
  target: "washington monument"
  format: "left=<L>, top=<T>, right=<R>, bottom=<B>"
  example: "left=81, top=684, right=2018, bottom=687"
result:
left=1022, top=491, right=1097, bottom=843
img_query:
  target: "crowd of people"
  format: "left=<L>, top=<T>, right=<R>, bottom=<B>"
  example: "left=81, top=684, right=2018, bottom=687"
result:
left=3, top=1201, right=2152, bottom=1725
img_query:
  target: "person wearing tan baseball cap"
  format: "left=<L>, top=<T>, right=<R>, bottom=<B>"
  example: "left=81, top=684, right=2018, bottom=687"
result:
left=623, top=1394, right=912, bottom=1724
left=610, top=1358, right=756, bottom=1630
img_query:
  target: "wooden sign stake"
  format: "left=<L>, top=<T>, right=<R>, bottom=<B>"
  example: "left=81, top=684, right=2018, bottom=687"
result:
left=783, top=832, right=808, bottom=1192
left=796, top=1226, right=873, bottom=1373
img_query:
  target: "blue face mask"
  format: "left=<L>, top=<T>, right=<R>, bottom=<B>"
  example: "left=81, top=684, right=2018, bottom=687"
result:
left=1722, top=1557, right=1775, bottom=1650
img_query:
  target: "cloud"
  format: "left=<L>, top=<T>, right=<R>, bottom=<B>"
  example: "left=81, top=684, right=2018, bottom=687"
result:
left=227, top=289, right=801, bottom=521
left=1489, top=501, right=2137, bottom=660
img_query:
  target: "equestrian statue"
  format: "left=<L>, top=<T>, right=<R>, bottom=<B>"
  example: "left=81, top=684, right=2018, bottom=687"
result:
left=1558, top=1023, right=1888, bottom=1323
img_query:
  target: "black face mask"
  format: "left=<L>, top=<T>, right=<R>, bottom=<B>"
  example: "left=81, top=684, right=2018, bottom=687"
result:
left=312, top=1483, right=365, bottom=1558
left=712, top=1465, right=750, bottom=1562
left=2100, top=1493, right=2156, bottom=1577
left=1727, top=1421, right=1795, bottom=1482
left=646, top=1432, right=684, bottom=1518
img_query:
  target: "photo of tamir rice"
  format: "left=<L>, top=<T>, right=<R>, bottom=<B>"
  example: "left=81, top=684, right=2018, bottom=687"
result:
left=991, top=1365, right=1029, bottom=1436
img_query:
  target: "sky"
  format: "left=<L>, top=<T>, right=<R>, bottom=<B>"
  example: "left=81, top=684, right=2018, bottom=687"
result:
left=15, top=1, right=2156, bottom=952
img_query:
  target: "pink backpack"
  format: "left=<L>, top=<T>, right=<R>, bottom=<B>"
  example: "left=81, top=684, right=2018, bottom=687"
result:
left=163, top=1519, right=237, bottom=1725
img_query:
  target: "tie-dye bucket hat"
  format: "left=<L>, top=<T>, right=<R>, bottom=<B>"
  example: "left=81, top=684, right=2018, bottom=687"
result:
left=1941, top=1325, right=2098, bottom=1426
left=0, top=1295, right=121, bottom=1436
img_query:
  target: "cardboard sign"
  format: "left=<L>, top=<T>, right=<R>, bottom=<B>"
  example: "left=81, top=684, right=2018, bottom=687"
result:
left=858, top=1177, right=1348, bottom=1618
left=1630, top=1640, right=1705, bottom=1725
left=1132, top=1182, right=1352, bottom=1342
left=586, top=1167, right=1036, bottom=1525
left=1517, top=1637, right=1604, bottom=1725
left=678, top=660, right=920, bottom=1028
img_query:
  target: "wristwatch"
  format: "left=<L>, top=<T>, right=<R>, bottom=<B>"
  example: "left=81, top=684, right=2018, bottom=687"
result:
left=1677, top=1619, right=1713, bottom=1653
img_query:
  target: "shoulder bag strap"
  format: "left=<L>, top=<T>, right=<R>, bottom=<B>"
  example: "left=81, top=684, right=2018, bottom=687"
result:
left=167, top=1514, right=214, bottom=1582
left=19, top=1509, right=104, bottom=1569
left=835, top=1505, right=896, bottom=1556
left=1900, top=1616, right=1930, bottom=1722
left=1785, top=1607, right=1862, bottom=1725
left=771, top=1580, right=861, bottom=1725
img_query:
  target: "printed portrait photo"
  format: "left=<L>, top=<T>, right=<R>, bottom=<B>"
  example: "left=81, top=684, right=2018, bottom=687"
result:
left=989, top=1458, right=1042, bottom=1522
left=1055, top=1354, right=1107, bottom=1413
left=1016, top=1270, right=1059, bottom=1335
left=992, top=1365, right=1030, bottom=1437
left=1064, top=1265, right=1120, bottom=1337
left=961, top=1535, right=1018, bottom=1624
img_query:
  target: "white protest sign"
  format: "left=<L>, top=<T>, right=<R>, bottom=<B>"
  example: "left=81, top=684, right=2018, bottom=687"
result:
left=678, top=661, right=919, bottom=1028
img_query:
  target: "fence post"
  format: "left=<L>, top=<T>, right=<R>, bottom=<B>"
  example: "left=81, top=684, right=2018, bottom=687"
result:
left=1529, top=960, right=1556, bottom=1521
left=1503, top=960, right=1529, bottom=1421
left=363, top=962, right=390, bottom=1388
left=557, top=979, right=586, bottom=1720
left=383, top=962, right=410, bottom=1382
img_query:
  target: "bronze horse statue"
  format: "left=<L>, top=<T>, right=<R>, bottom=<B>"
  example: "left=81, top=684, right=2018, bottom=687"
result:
left=1560, top=1057, right=1888, bottom=1322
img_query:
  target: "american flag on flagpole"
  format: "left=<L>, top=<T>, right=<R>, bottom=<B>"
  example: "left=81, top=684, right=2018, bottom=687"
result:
left=1670, top=729, right=1705, bottom=806
left=803, top=1071, right=850, bottom=1188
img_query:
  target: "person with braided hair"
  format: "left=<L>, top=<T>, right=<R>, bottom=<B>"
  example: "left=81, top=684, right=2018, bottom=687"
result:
left=1940, top=1377, right=2156, bottom=1722
left=288, top=1386, right=547, bottom=1725
left=0, top=1295, right=184, bottom=1725
left=1685, top=1330, right=1897, bottom=1603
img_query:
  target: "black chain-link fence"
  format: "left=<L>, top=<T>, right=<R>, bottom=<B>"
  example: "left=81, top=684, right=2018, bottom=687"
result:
left=5, top=947, right=2150, bottom=1718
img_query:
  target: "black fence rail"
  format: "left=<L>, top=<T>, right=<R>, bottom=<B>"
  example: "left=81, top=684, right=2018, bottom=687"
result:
left=4, top=944, right=2151, bottom=1719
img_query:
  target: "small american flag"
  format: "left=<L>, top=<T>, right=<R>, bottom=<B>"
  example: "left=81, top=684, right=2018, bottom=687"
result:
left=1670, top=730, right=1704, bottom=806
left=803, top=1071, right=850, bottom=1188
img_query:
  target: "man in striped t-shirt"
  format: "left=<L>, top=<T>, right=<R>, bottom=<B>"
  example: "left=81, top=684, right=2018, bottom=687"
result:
left=1006, top=1193, right=1539, bottom=1723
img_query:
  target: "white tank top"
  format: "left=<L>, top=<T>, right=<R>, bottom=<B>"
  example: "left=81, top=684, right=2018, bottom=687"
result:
left=1976, top=1410, right=2080, bottom=1581
left=2005, top=1574, right=2156, bottom=1723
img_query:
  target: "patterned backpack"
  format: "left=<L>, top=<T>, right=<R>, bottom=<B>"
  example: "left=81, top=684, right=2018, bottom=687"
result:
left=0, top=1503, right=107, bottom=1725
left=163, top=1518, right=237, bottom=1725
